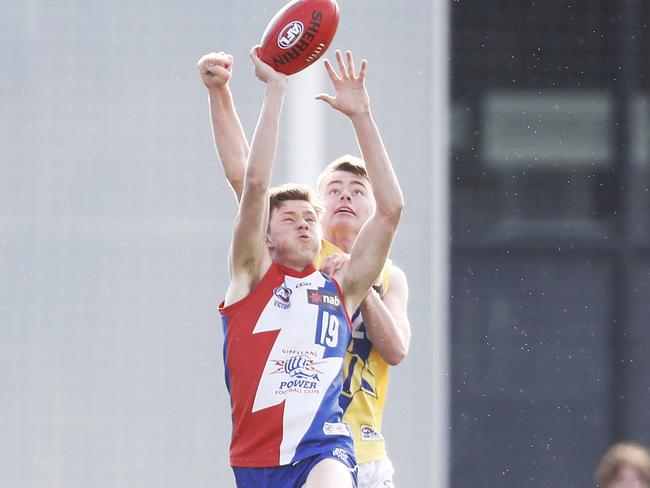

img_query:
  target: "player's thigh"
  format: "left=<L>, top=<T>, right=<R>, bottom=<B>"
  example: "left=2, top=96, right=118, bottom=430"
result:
left=302, top=458, right=355, bottom=488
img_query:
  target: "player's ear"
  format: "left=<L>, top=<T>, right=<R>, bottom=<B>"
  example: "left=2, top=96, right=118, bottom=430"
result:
left=264, top=232, right=273, bottom=248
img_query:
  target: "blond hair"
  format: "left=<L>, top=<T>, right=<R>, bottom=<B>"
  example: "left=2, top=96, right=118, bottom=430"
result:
left=595, top=443, right=650, bottom=487
left=316, top=154, right=368, bottom=193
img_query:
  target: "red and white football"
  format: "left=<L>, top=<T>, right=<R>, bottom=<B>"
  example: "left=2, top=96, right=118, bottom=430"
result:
left=258, top=0, right=340, bottom=76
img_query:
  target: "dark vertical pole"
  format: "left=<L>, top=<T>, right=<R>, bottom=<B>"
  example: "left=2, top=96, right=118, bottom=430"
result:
left=611, top=0, right=640, bottom=441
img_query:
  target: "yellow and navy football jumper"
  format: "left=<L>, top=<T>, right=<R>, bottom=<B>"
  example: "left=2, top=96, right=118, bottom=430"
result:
left=318, top=239, right=393, bottom=464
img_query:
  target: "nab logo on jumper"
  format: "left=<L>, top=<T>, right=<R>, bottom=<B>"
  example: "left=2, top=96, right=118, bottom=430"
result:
left=219, top=263, right=354, bottom=468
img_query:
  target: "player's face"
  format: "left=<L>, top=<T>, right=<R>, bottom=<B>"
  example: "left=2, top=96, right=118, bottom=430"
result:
left=319, top=170, right=374, bottom=236
left=610, top=465, right=649, bottom=488
left=266, top=200, right=322, bottom=267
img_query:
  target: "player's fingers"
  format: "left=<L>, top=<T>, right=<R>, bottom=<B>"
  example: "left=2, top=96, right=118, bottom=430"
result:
left=322, top=59, right=340, bottom=82
left=335, top=50, right=348, bottom=78
left=209, top=52, right=231, bottom=69
left=346, top=50, right=357, bottom=78
left=315, top=93, right=336, bottom=106
left=199, top=55, right=231, bottom=76
left=319, top=259, right=334, bottom=274
left=214, top=51, right=233, bottom=68
left=197, top=53, right=215, bottom=71
left=249, top=45, right=261, bottom=61
left=207, top=64, right=227, bottom=75
left=358, top=59, right=368, bottom=82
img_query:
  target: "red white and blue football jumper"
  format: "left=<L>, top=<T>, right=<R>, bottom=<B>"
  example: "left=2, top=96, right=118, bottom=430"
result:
left=219, top=262, right=354, bottom=468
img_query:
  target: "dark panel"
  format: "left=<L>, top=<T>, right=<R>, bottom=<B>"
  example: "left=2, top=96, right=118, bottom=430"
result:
left=451, top=253, right=612, bottom=487
left=451, top=0, right=617, bottom=92
left=618, top=259, right=650, bottom=440
left=450, top=0, right=621, bottom=243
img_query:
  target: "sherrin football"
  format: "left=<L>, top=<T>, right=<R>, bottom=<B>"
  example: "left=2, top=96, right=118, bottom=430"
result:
left=258, top=0, right=340, bottom=76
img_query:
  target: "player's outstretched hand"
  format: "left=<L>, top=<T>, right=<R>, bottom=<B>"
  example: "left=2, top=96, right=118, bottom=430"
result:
left=249, top=45, right=287, bottom=85
left=198, top=51, right=233, bottom=90
left=316, top=50, right=369, bottom=117
left=319, top=252, right=350, bottom=278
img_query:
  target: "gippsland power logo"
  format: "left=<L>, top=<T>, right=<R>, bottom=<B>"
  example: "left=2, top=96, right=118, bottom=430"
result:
left=270, top=352, right=324, bottom=394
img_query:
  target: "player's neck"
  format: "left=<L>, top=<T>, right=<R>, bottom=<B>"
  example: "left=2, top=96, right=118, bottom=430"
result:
left=271, top=251, right=314, bottom=274
left=276, top=261, right=313, bottom=274
left=324, top=229, right=356, bottom=253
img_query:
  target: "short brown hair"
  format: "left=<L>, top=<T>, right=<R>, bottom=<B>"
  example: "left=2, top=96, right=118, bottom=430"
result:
left=269, top=183, right=324, bottom=218
left=595, top=443, right=650, bottom=487
left=316, top=154, right=368, bottom=192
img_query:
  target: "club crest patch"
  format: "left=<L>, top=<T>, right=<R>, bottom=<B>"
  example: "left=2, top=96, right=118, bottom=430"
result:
left=273, top=284, right=292, bottom=309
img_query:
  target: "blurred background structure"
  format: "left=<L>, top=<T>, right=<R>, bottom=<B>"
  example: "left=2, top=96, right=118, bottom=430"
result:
left=451, top=1, right=650, bottom=486
left=1, top=1, right=648, bottom=487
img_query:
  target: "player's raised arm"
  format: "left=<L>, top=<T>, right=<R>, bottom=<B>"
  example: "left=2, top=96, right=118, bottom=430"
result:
left=224, top=47, right=287, bottom=306
left=198, top=51, right=249, bottom=202
left=317, top=50, right=404, bottom=314
left=360, top=264, right=411, bottom=365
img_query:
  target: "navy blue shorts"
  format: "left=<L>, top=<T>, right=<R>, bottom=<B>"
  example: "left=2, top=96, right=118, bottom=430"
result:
left=232, top=448, right=358, bottom=488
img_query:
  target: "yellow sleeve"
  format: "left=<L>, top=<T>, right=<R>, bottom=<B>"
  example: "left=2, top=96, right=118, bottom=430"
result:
left=315, top=239, right=344, bottom=267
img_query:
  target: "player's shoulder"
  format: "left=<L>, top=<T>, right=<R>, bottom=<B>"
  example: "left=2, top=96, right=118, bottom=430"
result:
left=223, top=257, right=275, bottom=308
left=386, top=263, right=408, bottom=292
left=389, top=262, right=406, bottom=278
left=321, top=238, right=344, bottom=257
